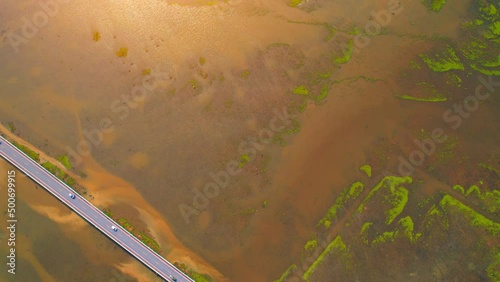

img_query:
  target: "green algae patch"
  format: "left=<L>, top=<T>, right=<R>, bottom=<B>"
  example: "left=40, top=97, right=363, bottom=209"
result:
left=274, top=264, right=297, bottom=282
left=453, top=184, right=465, bottom=195
left=116, top=47, right=128, bottom=58
left=57, top=155, right=72, bottom=170
left=349, top=182, right=364, bottom=198
left=359, top=165, right=372, bottom=177
left=385, top=187, right=409, bottom=225
left=142, top=68, right=151, bottom=76
left=361, top=222, right=373, bottom=235
left=470, top=64, right=500, bottom=76
left=318, top=182, right=364, bottom=228
left=409, top=60, right=422, bottom=70
left=357, top=176, right=413, bottom=213
left=293, top=86, right=309, bottom=96
left=302, top=236, right=350, bottom=282
left=466, top=185, right=481, bottom=197
left=93, top=31, right=101, bottom=42
left=487, top=248, right=500, bottom=281
left=397, top=95, right=447, bottom=102
left=446, top=73, right=462, bottom=87
left=423, top=204, right=449, bottom=230
left=419, top=46, right=464, bottom=72
left=316, top=72, right=332, bottom=79
left=421, top=0, right=446, bottom=12
left=314, top=86, right=329, bottom=104
left=479, top=4, right=498, bottom=21
left=333, top=39, right=353, bottom=64
left=199, top=57, right=206, bottom=65
left=372, top=231, right=397, bottom=244
left=371, top=217, right=421, bottom=245
left=398, top=216, right=422, bottom=243
left=240, top=70, right=251, bottom=78
left=238, top=154, right=250, bottom=168
left=304, top=239, right=318, bottom=252
left=439, top=194, right=500, bottom=236
left=478, top=162, right=500, bottom=176
left=289, top=0, right=302, bottom=7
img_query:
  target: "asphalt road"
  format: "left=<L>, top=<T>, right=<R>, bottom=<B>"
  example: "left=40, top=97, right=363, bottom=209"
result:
left=0, top=136, right=193, bottom=282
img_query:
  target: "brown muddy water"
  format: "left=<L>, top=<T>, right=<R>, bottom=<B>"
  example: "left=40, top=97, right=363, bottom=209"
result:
left=0, top=0, right=498, bottom=281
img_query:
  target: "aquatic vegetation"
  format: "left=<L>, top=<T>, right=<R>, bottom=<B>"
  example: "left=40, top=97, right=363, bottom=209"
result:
left=435, top=135, right=459, bottom=164
left=398, top=216, right=421, bottom=243
left=293, top=86, right=309, bottom=96
left=359, top=165, right=372, bottom=177
left=238, top=154, right=250, bottom=168
left=486, top=248, right=500, bottom=281
left=349, top=182, right=364, bottom=198
left=453, top=184, right=465, bottom=195
left=302, top=236, right=349, bottom=281
left=188, top=78, right=200, bottom=91
left=314, top=86, right=329, bottom=104
left=372, top=231, right=397, bottom=244
left=57, top=155, right=72, bottom=170
left=240, top=70, right=251, bottom=78
left=289, top=0, right=303, bottom=8
left=470, top=64, right=500, bottom=75
left=93, top=31, right=101, bottom=42
left=316, top=72, right=332, bottom=79
left=465, top=185, right=481, bottom=197
left=421, top=0, right=446, bottom=12
left=347, top=26, right=361, bottom=35
left=439, top=194, right=500, bottom=236
left=360, top=222, right=372, bottom=235
left=372, top=216, right=421, bottom=245
left=199, top=57, right=206, bottom=65
left=479, top=3, right=498, bottom=21
left=419, top=46, right=464, bottom=72
left=142, top=68, right=151, bottom=76
left=12, top=141, right=40, bottom=162
left=285, top=119, right=302, bottom=135
left=397, top=95, right=448, bottom=102
left=274, top=264, right=297, bottom=282
left=385, top=187, right=409, bottom=225
left=357, top=176, right=413, bottom=213
left=396, top=95, right=448, bottom=103
left=318, top=182, right=364, bottom=228
left=224, top=99, right=233, bottom=109
left=446, top=73, right=462, bottom=87
left=409, top=60, right=422, bottom=70
left=333, top=39, right=353, bottom=64
left=262, top=200, right=267, bottom=208
left=304, top=239, right=318, bottom=252
left=116, top=47, right=128, bottom=57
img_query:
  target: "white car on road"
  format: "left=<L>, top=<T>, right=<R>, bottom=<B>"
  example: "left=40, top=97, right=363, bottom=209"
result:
left=112, top=225, right=118, bottom=232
